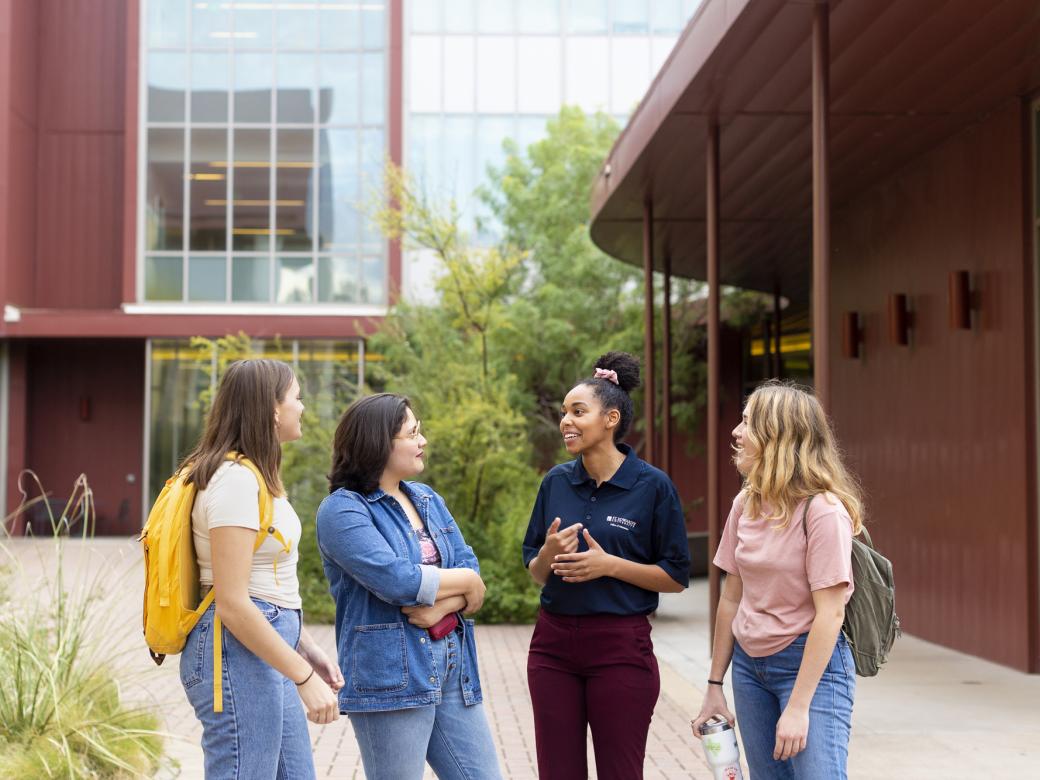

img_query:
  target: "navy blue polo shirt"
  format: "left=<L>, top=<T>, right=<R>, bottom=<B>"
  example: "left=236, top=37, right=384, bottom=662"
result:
left=522, top=444, right=691, bottom=616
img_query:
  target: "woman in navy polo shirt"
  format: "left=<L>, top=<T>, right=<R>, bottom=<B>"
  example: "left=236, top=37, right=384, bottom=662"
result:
left=522, top=351, right=691, bottom=780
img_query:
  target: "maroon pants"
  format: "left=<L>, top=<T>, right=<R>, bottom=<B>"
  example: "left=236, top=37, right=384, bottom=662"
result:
left=527, top=609, right=660, bottom=780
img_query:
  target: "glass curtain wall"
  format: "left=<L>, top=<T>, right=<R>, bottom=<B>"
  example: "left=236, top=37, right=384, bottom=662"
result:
left=142, top=0, right=389, bottom=305
left=406, top=0, right=702, bottom=237
left=147, top=337, right=362, bottom=502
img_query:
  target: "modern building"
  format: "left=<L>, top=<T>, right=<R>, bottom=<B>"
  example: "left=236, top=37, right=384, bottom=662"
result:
left=0, top=0, right=699, bottom=534
left=590, top=0, right=1040, bottom=671
left=404, top=0, right=701, bottom=293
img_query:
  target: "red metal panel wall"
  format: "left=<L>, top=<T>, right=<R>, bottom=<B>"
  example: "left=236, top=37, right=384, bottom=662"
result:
left=830, top=101, right=1033, bottom=671
left=34, top=133, right=125, bottom=308
left=0, top=0, right=40, bottom=307
left=33, top=0, right=127, bottom=309
left=26, top=340, right=144, bottom=535
left=37, top=0, right=125, bottom=134
left=5, top=118, right=37, bottom=305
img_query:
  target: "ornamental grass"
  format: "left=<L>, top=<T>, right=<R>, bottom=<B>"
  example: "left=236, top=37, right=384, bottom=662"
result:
left=0, top=474, right=165, bottom=779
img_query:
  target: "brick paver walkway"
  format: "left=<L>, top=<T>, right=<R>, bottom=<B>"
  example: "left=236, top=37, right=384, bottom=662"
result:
left=16, top=537, right=1040, bottom=778
left=8, top=538, right=711, bottom=779
left=149, top=622, right=712, bottom=779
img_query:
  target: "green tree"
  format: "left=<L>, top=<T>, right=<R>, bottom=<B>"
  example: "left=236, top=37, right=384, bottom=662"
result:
left=483, top=107, right=768, bottom=459
left=370, top=166, right=542, bottom=622
left=365, top=106, right=771, bottom=622
left=480, top=109, right=646, bottom=468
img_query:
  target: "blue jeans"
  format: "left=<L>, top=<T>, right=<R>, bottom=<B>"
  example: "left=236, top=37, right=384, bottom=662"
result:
left=731, top=633, right=855, bottom=780
left=348, top=624, right=502, bottom=780
left=180, top=599, right=315, bottom=780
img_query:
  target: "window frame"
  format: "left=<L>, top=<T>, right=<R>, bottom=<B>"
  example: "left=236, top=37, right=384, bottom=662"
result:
left=136, top=0, right=391, bottom=311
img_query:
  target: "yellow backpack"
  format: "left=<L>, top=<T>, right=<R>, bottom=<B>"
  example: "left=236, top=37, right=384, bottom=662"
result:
left=140, top=452, right=289, bottom=712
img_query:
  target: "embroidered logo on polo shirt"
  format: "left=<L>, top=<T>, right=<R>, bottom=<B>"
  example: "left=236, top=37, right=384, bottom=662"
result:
left=606, top=515, right=636, bottom=531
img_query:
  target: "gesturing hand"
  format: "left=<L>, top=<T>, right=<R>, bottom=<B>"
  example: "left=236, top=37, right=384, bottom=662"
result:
left=551, top=529, right=616, bottom=583
left=540, top=517, right=583, bottom=561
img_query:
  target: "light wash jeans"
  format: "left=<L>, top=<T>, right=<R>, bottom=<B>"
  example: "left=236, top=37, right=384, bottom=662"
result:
left=732, top=633, right=855, bottom=779
left=347, top=623, right=502, bottom=780
left=181, top=599, right=315, bottom=780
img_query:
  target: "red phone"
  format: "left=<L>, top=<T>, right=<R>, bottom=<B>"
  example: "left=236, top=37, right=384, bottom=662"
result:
left=427, top=613, right=459, bottom=640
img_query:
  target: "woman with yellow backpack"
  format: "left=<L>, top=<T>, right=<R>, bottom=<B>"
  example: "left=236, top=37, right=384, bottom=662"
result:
left=175, top=359, right=341, bottom=778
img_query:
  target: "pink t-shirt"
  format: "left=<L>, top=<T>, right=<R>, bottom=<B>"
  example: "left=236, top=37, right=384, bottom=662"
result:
left=713, top=491, right=854, bottom=657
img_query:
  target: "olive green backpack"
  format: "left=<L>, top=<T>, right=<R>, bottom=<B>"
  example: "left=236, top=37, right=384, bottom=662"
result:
left=801, top=497, right=901, bottom=677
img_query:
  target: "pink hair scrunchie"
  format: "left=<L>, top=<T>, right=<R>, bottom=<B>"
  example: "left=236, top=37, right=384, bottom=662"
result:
left=594, top=367, right=619, bottom=385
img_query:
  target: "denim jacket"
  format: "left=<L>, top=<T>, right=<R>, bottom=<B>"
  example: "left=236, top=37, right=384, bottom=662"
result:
left=315, top=481, right=484, bottom=712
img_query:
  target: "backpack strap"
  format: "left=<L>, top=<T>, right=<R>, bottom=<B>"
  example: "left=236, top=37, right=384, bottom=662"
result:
left=800, top=495, right=814, bottom=537
left=228, top=453, right=287, bottom=555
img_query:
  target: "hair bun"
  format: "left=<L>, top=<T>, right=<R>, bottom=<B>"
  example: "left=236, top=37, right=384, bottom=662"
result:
left=593, top=351, right=641, bottom=394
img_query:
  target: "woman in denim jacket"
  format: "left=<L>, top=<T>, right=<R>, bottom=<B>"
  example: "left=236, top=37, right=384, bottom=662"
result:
left=316, top=393, right=502, bottom=780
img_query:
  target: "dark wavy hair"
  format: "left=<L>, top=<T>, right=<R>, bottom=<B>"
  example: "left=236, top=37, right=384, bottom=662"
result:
left=328, top=393, right=412, bottom=495
left=578, top=351, right=642, bottom=443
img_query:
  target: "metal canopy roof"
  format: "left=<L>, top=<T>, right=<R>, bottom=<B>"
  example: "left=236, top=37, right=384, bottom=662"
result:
left=589, top=0, right=1040, bottom=304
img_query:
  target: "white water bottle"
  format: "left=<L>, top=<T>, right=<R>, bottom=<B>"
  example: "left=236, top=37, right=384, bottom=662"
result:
left=697, top=716, right=744, bottom=780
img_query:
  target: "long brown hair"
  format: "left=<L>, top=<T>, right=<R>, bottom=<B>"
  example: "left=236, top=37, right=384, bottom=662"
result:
left=739, top=380, right=864, bottom=534
left=181, top=359, right=295, bottom=496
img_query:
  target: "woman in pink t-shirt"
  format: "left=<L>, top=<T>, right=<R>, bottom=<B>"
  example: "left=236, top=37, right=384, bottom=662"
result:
left=692, top=381, right=863, bottom=779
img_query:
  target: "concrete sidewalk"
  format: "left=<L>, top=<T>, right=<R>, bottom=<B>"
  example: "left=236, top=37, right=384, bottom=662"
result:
left=6, top=537, right=1040, bottom=777
left=652, top=581, right=1040, bottom=778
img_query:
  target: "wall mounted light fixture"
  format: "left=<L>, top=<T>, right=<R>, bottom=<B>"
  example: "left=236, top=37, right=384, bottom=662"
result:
left=948, top=270, right=972, bottom=329
left=842, top=311, right=862, bottom=358
left=888, top=293, right=910, bottom=346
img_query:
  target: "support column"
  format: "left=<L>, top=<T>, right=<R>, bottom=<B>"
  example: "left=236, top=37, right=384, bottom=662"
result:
left=662, top=254, right=672, bottom=475
left=643, top=201, right=656, bottom=465
left=706, top=123, right=721, bottom=647
left=812, top=1, right=831, bottom=408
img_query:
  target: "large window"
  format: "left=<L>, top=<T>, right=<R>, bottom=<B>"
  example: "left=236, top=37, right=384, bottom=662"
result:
left=405, top=0, right=702, bottom=244
left=147, top=337, right=362, bottom=502
left=141, top=0, right=388, bottom=305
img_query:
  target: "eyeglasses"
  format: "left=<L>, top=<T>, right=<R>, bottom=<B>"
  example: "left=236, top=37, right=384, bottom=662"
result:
left=396, top=420, right=422, bottom=441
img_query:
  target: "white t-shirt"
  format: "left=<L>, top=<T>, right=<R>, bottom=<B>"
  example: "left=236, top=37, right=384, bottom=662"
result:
left=192, top=461, right=302, bottom=609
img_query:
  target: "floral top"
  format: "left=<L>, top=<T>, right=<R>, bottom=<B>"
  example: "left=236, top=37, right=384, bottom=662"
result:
left=415, top=525, right=442, bottom=566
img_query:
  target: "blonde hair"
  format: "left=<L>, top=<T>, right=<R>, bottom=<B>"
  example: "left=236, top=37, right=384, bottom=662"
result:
left=739, top=381, right=864, bottom=534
